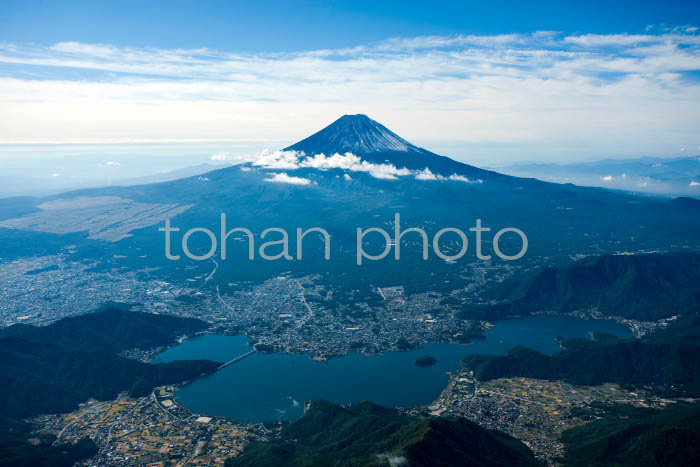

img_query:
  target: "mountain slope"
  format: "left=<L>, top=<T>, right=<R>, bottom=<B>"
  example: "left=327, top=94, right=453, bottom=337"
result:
left=286, top=114, right=498, bottom=178
left=0, top=334, right=220, bottom=419
left=286, top=114, right=421, bottom=155
left=462, top=314, right=700, bottom=396
left=0, top=306, right=220, bottom=419
left=226, top=400, right=541, bottom=467
left=459, top=252, right=700, bottom=321
left=0, top=307, right=220, bottom=467
left=1, top=115, right=699, bottom=305
left=0, top=415, right=97, bottom=467
left=561, top=402, right=700, bottom=467
left=501, top=155, right=700, bottom=196
left=1, top=304, right=209, bottom=353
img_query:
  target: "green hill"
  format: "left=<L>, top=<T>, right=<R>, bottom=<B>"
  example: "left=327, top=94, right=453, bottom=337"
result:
left=463, top=315, right=700, bottom=396
left=226, top=400, right=541, bottom=467
left=0, top=415, right=97, bottom=467
left=0, top=304, right=221, bottom=419
left=459, top=252, right=700, bottom=321
left=0, top=303, right=209, bottom=353
left=0, top=335, right=220, bottom=418
left=0, top=306, right=220, bottom=466
left=561, top=402, right=700, bottom=466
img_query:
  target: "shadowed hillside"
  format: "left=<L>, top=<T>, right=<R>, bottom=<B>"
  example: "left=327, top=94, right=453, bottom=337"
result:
left=463, top=314, right=700, bottom=396
left=0, top=303, right=210, bottom=353
left=0, top=306, right=220, bottom=466
left=226, top=400, right=541, bottom=467
left=459, top=252, right=700, bottom=321
left=561, top=402, right=700, bottom=466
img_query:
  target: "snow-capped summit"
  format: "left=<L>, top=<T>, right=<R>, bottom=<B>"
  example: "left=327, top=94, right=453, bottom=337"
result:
left=285, top=114, right=494, bottom=180
left=285, top=114, right=421, bottom=156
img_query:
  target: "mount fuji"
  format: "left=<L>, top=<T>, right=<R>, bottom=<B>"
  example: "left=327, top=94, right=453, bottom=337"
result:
left=1, top=114, right=699, bottom=299
left=288, top=114, right=420, bottom=155
left=284, top=114, right=493, bottom=180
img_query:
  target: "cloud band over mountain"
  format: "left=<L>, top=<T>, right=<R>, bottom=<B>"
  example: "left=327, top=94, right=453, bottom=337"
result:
left=224, top=149, right=480, bottom=182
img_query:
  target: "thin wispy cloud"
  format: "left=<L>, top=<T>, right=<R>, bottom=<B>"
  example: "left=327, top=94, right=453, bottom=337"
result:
left=0, top=30, right=698, bottom=159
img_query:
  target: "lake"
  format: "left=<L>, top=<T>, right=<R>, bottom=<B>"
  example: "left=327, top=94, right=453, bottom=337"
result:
left=154, top=315, right=631, bottom=423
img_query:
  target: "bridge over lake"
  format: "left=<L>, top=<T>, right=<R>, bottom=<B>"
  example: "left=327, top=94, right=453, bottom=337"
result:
left=217, top=350, right=256, bottom=370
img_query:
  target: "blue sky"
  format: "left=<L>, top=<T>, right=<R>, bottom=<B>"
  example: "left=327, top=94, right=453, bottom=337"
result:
left=0, top=1, right=699, bottom=164
left=2, top=0, right=699, bottom=52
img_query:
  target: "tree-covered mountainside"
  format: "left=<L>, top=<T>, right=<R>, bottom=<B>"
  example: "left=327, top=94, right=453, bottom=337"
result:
left=226, top=400, right=541, bottom=467
left=0, top=306, right=220, bottom=466
left=0, top=303, right=209, bottom=353
left=0, top=416, right=97, bottom=467
left=459, top=252, right=700, bottom=321
left=561, top=402, right=700, bottom=466
left=0, top=304, right=220, bottom=419
left=463, top=315, right=700, bottom=396
left=0, top=335, right=220, bottom=418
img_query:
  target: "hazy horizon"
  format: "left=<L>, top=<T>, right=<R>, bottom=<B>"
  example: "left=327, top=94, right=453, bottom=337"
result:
left=2, top=2, right=699, bottom=164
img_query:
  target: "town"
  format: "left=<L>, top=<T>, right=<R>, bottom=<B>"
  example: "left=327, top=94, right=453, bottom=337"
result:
left=31, top=385, right=274, bottom=466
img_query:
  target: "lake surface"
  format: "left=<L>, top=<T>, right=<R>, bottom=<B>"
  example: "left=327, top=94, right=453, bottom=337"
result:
left=154, top=315, right=631, bottom=423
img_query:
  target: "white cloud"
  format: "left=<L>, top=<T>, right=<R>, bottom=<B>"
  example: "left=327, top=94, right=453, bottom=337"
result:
left=602, top=175, right=615, bottom=182
left=376, top=453, right=408, bottom=467
left=97, top=161, right=121, bottom=168
left=211, top=152, right=232, bottom=161
left=415, top=168, right=442, bottom=180
left=211, top=151, right=258, bottom=164
left=247, top=150, right=415, bottom=180
left=690, top=181, right=700, bottom=187
left=0, top=30, right=699, bottom=161
left=388, top=455, right=408, bottom=466
left=449, top=174, right=479, bottom=182
left=253, top=150, right=304, bottom=169
left=345, top=160, right=412, bottom=179
left=357, top=163, right=411, bottom=179
left=298, top=152, right=411, bottom=179
left=302, top=152, right=362, bottom=170
left=264, top=172, right=311, bottom=185
left=245, top=149, right=486, bottom=183
left=414, top=168, right=482, bottom=182
left=563, top=34, right=660, bottom=47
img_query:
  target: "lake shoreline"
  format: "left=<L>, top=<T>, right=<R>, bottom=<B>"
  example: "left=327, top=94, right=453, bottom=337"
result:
left=155, top=315, right=632, bottom=423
